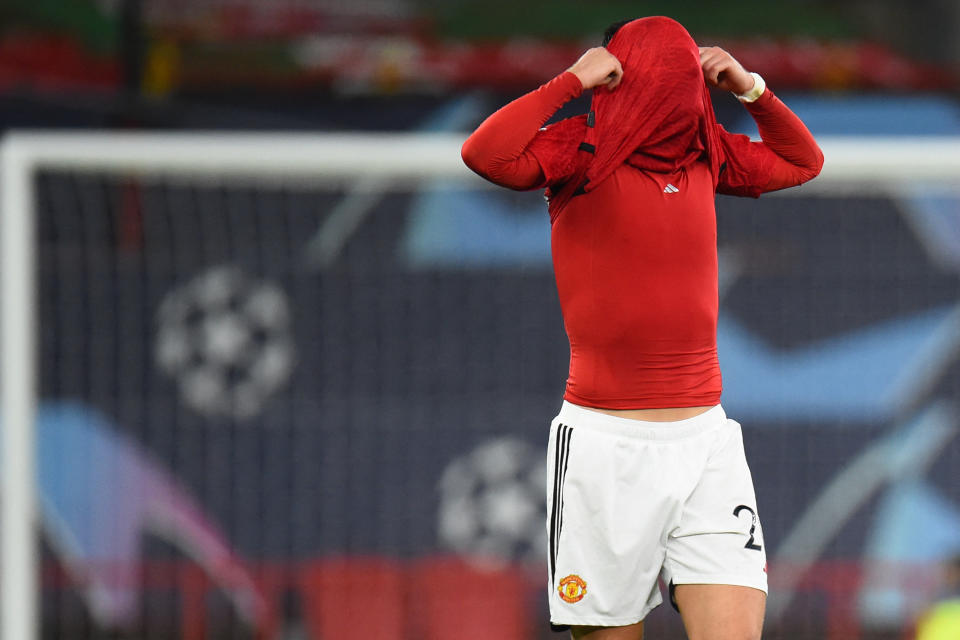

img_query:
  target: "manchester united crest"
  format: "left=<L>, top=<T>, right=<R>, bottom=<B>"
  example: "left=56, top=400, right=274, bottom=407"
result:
left=558, top=574, right=587, bottom=603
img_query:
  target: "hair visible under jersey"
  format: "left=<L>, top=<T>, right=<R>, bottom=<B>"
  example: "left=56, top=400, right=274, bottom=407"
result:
left=602, top=19, right=633, bottom=47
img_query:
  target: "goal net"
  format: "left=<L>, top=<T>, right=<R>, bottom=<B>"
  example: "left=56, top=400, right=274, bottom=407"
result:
left=2, top=131, right=960, bottom=640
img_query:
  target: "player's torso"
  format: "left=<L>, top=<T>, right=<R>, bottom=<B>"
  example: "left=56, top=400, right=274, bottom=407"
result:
left=550, top=160, right=721, bottom=408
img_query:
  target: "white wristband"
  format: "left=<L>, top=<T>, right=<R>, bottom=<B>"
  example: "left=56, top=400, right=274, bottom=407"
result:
left=735, top=72, right=766, bottom=103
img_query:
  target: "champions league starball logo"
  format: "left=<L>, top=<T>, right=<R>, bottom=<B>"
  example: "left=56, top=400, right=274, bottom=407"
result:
left=155, top=266, right=295, bottom=421
left=437, top=437, right=547, bottom=566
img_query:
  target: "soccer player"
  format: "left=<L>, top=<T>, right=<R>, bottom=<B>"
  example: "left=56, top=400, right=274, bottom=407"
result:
left=461, top=16, right=822, bottom=640
left=915, top=556, right=960, bottom=640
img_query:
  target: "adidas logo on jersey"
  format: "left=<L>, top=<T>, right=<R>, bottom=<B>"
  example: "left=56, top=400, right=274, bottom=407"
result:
left=663, top=183, right=679, bottom=194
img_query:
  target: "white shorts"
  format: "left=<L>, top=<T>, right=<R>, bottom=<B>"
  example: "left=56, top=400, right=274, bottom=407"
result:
left=546, top=402, right=767, bottom=628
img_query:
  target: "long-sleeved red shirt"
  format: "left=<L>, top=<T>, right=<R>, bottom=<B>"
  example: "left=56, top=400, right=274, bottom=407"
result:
left=462, top=72, right=823, bottom=409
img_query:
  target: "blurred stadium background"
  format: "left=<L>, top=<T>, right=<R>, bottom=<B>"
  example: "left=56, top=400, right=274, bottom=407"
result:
left=2, top=1, right=960, bottom=639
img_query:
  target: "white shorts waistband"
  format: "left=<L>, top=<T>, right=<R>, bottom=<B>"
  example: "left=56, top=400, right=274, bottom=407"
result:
left=555, top=401, right=727, bottom=441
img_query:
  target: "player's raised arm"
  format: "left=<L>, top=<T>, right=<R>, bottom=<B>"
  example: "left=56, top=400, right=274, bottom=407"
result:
left=700, top=46, right=824, bottom=194
left=460, top=48, right=621, bottom=190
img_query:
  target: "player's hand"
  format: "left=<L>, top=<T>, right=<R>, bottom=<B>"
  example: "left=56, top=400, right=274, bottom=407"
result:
left=698, top=46, right=754, bottom=94
left=568, top=48, right=623, bottom=91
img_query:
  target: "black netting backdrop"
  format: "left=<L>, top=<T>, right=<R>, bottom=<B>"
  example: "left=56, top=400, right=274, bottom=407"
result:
left=32, top=171, right=960, bottom=640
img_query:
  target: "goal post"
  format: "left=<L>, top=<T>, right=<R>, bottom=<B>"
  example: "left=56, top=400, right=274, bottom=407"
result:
left=1, top=136, right=39, bottom=640
left=2, top=130, right=960, bottom=640
left=4, top=130, right=960, bottom=184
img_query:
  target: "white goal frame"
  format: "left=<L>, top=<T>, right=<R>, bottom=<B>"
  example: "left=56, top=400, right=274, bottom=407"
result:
left=2, top=130, right=960, bottom=640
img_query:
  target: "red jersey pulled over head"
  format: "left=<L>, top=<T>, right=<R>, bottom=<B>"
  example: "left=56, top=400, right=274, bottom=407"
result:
left=530, top=16, right=724, bottom=214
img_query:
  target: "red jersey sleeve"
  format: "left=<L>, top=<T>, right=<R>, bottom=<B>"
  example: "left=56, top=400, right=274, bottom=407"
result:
left=717, top=88, right=824, bottom=198
left=461, top=72, right=583, bottom=190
